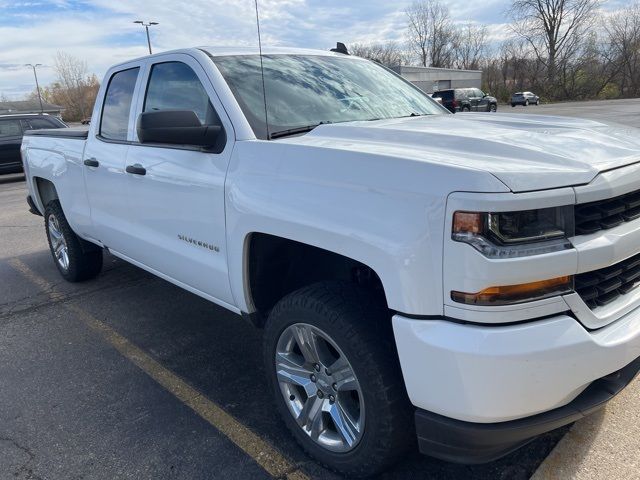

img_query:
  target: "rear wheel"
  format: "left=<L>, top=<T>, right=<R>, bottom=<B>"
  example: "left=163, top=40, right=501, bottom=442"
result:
left=511, top=103, right=516, bottom=107
left=525, top=99, right=530, bottom=106
left=44, top=200, right=103, bottom=282
left=264, top=282, right=413, bottom=477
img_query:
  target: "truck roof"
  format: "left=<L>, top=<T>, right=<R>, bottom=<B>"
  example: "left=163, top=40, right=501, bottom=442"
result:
left=108, top=46, right=354, bottom=70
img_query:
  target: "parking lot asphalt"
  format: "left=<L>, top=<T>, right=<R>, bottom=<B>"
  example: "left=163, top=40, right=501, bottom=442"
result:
left=0, top=194, right=568, bottom=480
left=2, top=99, right=638, bottom=480
left=503, top=97, right=640, bottom=128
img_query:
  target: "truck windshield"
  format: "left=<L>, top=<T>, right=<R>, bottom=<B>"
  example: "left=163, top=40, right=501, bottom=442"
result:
left=212, top=54, right=446, bottom=139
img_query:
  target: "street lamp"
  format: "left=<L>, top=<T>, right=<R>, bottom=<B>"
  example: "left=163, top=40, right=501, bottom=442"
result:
left=25, top=63, right=44, bottom=114
left=133, top=20, right=159, bottom=55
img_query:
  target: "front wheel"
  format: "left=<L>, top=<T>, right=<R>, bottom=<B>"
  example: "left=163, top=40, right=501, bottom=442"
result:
left=525, top=99, right=530, bottom=106
left=461, top=106, right=470, bottom=112
left=264, top=282, right=413, bottom=477
left=44, top=200, right=103, bottom=282
left=489, top=103, right=497, bottom=112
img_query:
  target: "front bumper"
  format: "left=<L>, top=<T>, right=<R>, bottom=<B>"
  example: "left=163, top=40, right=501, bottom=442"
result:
left=393, top=309, right=640, bottom=423
left=414, top=354, right=640, bottom=463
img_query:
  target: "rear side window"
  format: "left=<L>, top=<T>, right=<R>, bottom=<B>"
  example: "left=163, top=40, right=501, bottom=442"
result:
left=455, top=90, right=468, bottom=100
left=100, top=67, right=139, bottom=141
left=25, top=118, right=61, bottom=130
left=144, top=61, right=221, bottom=126
left=0, top=119, right=22, bottom=137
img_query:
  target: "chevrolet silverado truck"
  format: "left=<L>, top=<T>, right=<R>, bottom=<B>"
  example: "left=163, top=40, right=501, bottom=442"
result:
left=21, top=47, right=640, bottom=477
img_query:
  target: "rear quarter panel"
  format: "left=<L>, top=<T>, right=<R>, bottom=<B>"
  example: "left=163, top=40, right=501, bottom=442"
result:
left=22, top=135, right=91, bottom=235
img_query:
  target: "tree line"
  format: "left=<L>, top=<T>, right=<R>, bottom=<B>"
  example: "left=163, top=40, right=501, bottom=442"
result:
left=24, top=52, right=100, bottom=122
left=352, top=0, right=640, bottom=102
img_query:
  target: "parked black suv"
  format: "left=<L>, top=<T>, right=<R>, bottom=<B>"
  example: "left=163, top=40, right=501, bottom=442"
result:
left=432, top=88, right=498, bottom=113
left=0, top=114, right=66, bottom=174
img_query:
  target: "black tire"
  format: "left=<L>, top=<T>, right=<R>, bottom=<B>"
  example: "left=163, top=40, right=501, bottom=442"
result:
left=263, top=282, right=413, bottom=477
left=511, top=103, right=516, bottom=107
left=535, top=99, right=540, bottom=105
left=525, top=99, right=529, bottom=106
left=44, top=200, right=103, bottom=282
left=490, top=103, right=497, bottom=112
left=461, top=105, right=470, bottom=112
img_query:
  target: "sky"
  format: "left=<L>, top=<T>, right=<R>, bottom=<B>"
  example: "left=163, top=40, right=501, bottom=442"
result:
left=0, top=0, right=627, bottom=100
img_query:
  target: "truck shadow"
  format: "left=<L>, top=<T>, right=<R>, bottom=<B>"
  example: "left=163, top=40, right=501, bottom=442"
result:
left=3, top=250, right=570, bottom=480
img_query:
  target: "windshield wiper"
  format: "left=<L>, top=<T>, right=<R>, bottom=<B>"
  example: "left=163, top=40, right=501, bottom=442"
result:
left=269, top=121, right=331, bottom=140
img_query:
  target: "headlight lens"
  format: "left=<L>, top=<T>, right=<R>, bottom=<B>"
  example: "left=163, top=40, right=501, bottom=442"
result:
left=452, top=206, right=574, bottom=258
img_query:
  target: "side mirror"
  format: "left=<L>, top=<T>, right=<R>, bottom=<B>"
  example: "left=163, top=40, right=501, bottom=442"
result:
left=136, top=110, right=224, bottom=150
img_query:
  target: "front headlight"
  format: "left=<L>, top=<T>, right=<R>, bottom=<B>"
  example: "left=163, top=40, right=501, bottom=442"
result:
left=452, top=206, right=574, bottom=258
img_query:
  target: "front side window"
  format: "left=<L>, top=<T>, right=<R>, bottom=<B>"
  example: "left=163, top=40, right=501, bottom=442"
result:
left=212, top=54, right=445, bottom=139
left=100, top=67, right=139, bottom=141
left=144, top=61, right=221, bottom=127
left=0, top=119, right=22, bottom=137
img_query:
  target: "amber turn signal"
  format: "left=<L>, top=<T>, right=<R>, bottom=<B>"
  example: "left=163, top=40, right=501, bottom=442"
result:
left=451, top=276, right=573, bottom=306
left=452, top=211, right=483, bottom=234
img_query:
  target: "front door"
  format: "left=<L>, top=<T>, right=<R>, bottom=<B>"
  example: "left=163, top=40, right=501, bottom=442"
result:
left=123, top=55, right=235, bottom=307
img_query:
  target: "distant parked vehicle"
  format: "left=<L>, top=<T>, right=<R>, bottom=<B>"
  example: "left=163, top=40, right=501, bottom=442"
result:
left=0, top=114, right=66, bottom=174
left=81, top=117, right=91, bottom=125
left=511, top=91, right=540, bottom=107
left=433, top=88, right=498, bottom=113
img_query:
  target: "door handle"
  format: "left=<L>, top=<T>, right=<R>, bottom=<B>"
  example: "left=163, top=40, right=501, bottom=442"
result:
left=84, top=158, right=99, bottom=167
left=125, top=164, right=146, bottom=176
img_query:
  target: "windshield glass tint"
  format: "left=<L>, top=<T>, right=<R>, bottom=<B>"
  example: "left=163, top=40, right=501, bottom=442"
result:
left=212, top=54, right=445, bottom=139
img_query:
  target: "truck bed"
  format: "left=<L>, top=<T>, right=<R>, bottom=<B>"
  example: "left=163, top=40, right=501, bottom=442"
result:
left=24, top=128, right=89, bottom=139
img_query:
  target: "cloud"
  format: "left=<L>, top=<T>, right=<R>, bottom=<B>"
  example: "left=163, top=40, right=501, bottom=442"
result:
left=0, top=0, right=624, bottom=99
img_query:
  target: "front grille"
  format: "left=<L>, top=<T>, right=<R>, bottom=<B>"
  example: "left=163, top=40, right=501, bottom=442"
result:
left=575, top=189, right=640, bottom=235
left=576, top=252, right=640, bottom=308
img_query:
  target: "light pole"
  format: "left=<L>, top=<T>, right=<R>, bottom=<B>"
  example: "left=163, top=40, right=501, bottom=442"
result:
left=25, top=64, right=44, bottom=114
left=133, top=20, right=159, bottom=54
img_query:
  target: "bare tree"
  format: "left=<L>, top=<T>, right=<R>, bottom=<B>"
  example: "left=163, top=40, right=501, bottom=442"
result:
left=0, top=92, right=10, bottom=103
left=452, top=23, right=488, bottom=70
left=508, top=0, right=601, bottom=95
left=50, top=52, right=100, bottom=121
left=350, top=42, right=409, bottom=68
left=406, top=0, right=457, bottom=67
left=604, top=2, right=640, bottom=97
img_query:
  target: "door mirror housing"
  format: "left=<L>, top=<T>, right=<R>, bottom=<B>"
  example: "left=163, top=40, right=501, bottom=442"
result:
left=136, top=110, right=225, bottom=151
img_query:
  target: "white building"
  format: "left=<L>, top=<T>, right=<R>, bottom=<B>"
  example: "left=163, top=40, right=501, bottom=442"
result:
left=391, top=65, right=482, bottom=93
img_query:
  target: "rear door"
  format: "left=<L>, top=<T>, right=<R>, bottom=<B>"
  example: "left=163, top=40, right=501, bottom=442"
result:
left=122, top=54, right=235, bottom=307
left=468, top=89, right=481, bottom=111
left=0, top=118, right=24, bottom=172
left=83, top=65, right=142, bottom=250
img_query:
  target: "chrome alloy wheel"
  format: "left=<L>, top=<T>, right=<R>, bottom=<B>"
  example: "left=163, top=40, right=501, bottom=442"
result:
left=275, top=323, right=365, bottom=452
left=47, top=213, right=69, bottom=271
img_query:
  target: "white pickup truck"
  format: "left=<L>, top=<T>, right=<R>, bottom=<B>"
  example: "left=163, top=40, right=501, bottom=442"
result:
left=21, top=46, right=640, bottom=476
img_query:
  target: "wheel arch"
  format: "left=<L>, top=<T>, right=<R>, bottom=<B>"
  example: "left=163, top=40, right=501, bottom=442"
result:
left=242, top=232, right=388, bottom=325
left=33, top=176, right=59, bottom=211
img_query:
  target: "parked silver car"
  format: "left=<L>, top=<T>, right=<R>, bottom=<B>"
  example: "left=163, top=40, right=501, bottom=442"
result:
left=511, top=91, right=540, bottom=107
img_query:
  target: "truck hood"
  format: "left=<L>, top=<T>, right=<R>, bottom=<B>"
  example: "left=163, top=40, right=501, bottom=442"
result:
left=282, top=113, right=640, bottom=192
